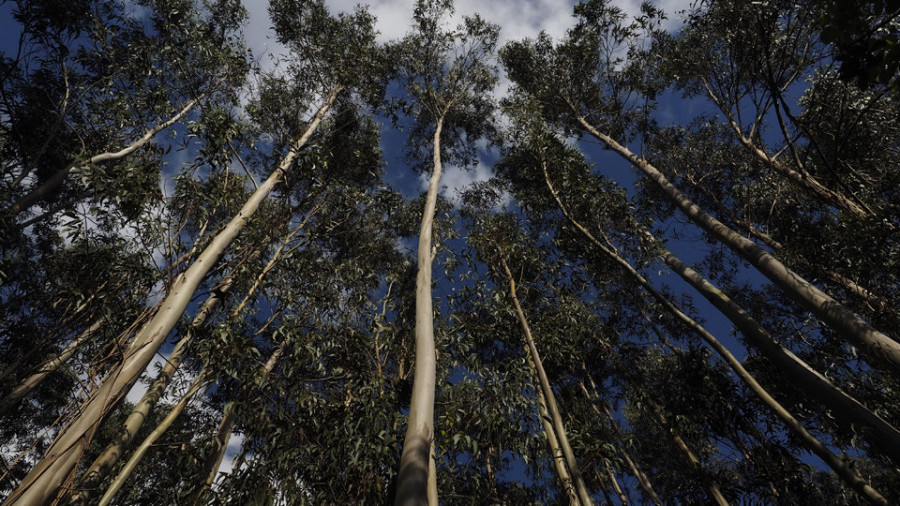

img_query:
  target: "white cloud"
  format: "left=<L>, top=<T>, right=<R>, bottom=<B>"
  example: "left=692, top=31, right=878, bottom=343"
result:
left=242, top=0, right=693, bottom=62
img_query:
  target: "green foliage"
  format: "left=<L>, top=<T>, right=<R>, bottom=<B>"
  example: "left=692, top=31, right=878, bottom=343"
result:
left=4, top=0, right=900, bottom=504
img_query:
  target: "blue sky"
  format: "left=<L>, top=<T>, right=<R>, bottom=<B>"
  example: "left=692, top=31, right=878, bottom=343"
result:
left=4, top=0, right=840, bottom=494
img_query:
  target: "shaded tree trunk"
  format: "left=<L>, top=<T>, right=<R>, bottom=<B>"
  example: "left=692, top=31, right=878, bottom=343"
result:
left=649, top=406, right=730, bottom=506
left=67, top=276, right=235, bottom=504
left=189, top=338, right=290, bottom=505
left=568, top=111, right=900, bottom=372
left=541, top=157, right=888, bottom=504
left=499, top=254, right=593, bottom=506
left=0, top=320, right=101, bottom=416
left=537, top=371, right=580, bottom=504
left=97, top=369, right=210, bottom=506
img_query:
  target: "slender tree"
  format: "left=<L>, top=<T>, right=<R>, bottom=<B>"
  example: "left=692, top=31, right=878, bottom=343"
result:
left=392, top=2, right=498, bottom=503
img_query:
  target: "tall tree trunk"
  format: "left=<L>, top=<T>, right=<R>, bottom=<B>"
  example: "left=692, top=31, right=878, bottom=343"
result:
left=0, top=320, right=101, bottom=416
left=540, top=152, right=900, bottom=463
left=541, top=157, right=900, bottom=462
left=654, top=242, right=900, bottom=463
left=2, top=86, right=343, bottom=506
left=499, top=255, right=593, bottom=506
left=4, top=94, right=205, bottom=218
left=396, top=110, right=447, bottom=506
left=537, top=369, right=580, bottom=504
left=540, top=158, right=888, bottom=504
left=186, top=209, right=316, bottom=505
left=567, top=111, right=900, bottom=372
left=677, top=169, right=895, bottom=316
left=97, top=369, right=210, bottom=506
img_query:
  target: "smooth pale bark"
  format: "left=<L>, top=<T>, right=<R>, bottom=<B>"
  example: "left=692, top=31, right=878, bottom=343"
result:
left=542, top=149, right=900, bottom=462
left=537, top=367, right=580, bottom=504
left=499, top=256, right=593, bottom=506
left=396, top=112, right=446, bottom=506
left=189, top=339, right=290, bottom=505
left=3, top=86, right=343, bottom=506
left=5, top=94, right=205, bottom=218
left=676, top=170, right=894, bottom=315
left=541, top=161, right=888, bottom=504
left=97, top=370, right=210, bottom=506
left=68, top=278, right=234, bottom=504
left=0, top=320, right=101, bottom=416
left=569, top=112, right=900, bottom=372
left=656, top=246, right=900, bottom=463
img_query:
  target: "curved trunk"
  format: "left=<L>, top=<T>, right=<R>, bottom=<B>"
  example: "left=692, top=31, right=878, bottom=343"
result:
left=3, top=86, right=342, bottom=506
left=500, top=256, right=593, bottom=506
left=396, top=113, right=445, bottom=506
left=571, top=113, right=900, bottom=372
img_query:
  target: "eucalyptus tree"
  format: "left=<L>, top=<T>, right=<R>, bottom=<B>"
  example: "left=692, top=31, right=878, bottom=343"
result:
left=663, top=0, right=900, bottom=322
left=499, top=0, right=900, bottom=376
left=390, top=2, right=498, bottom=503
left=498, top=100, right=895, bottom=500
left=181, top=94, right=402, bottom=503
left=1, top=0, right=387, bottom=502
left=1, top=0, right=247, bottom=221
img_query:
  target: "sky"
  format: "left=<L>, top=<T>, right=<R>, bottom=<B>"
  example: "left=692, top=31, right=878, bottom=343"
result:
left=5, top=0, right=814, bottom=496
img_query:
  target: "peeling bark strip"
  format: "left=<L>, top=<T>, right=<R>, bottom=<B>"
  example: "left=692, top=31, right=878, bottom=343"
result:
left=3, top=86, right=343, bottom=506
left=396, top=114, right=444, bottom=506
left=68, top=279, right=233, bottom=505
left=97, top=370, right=210, bottom=506
left=536, top=382, right=579, bottom=504
left=572, top=112, right=900, bottom=373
